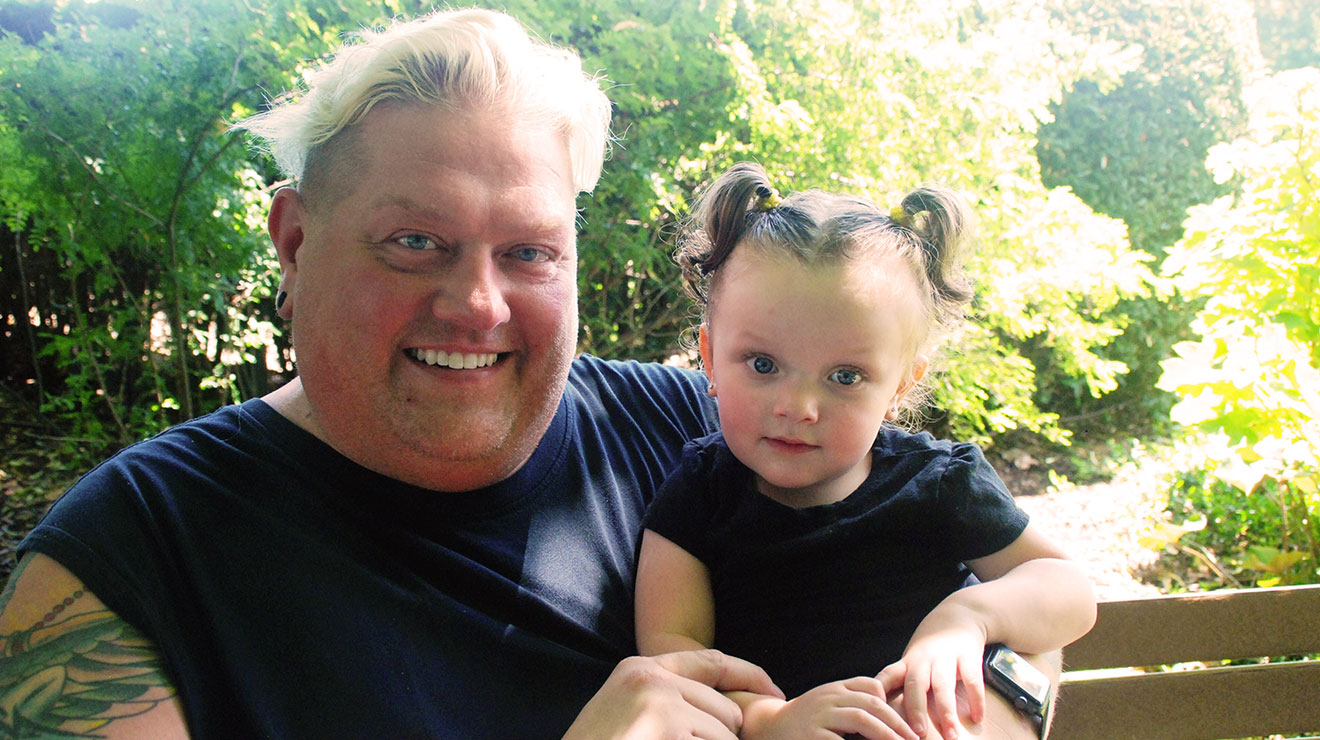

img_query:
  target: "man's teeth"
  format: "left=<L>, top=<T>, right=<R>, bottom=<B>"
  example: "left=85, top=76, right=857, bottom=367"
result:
left=411, top=349, right=499, bottom=369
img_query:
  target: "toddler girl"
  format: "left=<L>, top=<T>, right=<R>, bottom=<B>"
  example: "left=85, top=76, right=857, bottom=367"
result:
left=635, top=162, right=1096, bottom=740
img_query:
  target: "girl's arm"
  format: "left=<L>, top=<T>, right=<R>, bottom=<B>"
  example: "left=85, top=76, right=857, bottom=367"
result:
left=634, top=529, right=717, bottom=656
left=959, top=524, right=1097, bottom=653
left=880, top=524, right=1096, bottom=739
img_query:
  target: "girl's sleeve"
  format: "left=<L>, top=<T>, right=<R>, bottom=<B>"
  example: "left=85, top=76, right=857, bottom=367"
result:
left=936, top=442, right=1031, bottom=562
left=641, top=439, right=720, bottom=566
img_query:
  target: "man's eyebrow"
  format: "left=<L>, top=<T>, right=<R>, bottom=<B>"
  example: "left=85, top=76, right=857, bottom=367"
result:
left=371, top=196, right=575, bottom=237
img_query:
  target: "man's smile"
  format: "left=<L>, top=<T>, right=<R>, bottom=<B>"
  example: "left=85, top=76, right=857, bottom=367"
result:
left=407, top=348, right=501, bottom=369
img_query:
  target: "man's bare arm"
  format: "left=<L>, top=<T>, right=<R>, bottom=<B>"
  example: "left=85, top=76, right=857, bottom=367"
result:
left=0, top=553, right=188, bottom=739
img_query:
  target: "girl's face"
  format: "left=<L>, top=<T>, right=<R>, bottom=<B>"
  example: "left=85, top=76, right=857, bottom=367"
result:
left=700, top=248, right=927, bottom=509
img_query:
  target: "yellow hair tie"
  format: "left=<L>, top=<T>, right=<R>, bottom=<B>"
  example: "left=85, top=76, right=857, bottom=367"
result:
left=755, top=185, right=782, bottom=211
left=890, top=205, right=908, bottom=225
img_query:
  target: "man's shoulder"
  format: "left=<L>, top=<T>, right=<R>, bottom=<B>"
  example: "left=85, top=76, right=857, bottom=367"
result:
left=568, top=355, right=711, bottom=416
left=569, top=354, right=705, bottom=393
left=90, top=400, right=265, bottom=466
left=563, top=355, right=718, bottom=463
left=63, top=399, right=290, bottom=502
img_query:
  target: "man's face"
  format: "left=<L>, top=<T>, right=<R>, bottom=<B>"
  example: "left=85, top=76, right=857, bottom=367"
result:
left=270, top=103, right=579, bottom=491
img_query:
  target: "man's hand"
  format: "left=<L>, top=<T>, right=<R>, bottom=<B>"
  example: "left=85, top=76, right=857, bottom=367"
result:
left=561, top=649, right=782, bottom=740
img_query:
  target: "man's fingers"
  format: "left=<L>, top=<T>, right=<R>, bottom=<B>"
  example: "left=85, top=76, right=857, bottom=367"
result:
left=654, top=648, right=784, bottom=699
left=566, top=655, right=746, bottom=740
left=674, top=671, right=745, bottom=735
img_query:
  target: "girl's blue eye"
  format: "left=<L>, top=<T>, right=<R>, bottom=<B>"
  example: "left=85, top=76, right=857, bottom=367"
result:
left=399, top=234, right=435, bottom=251
left=830, top=369, right=861, bottom=386
left=748, top=357, right=775, bottom=374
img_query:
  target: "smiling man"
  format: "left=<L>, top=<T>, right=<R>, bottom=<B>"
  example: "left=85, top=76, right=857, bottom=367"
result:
left=0, top=9, right=776, bottom=739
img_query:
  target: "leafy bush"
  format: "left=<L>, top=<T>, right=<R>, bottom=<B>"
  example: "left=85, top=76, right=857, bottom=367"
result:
left=1033, top=0, right=1259, bottom=435
left=1157, top=442, right=1317, bottom=589
left=1254, top=0, right=1320, bottom=71
left=0, top=0, right=410, bottom=453
left=1156, top=67, right=1320, bottom=586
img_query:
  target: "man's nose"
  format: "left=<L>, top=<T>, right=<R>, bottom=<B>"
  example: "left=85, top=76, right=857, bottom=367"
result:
left=432, top=257, right=511, bottom=331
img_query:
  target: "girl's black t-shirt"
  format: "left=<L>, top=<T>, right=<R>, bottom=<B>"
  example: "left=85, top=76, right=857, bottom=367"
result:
left=644, top=428, right=1030, bottom=699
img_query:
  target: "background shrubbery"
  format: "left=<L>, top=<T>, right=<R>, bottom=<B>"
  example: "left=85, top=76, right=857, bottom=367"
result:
left=2, top=0, right=1318, bottom=590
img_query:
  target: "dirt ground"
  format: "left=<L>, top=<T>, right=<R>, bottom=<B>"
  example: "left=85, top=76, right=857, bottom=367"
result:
left=999, top=447, right=1173, bottom=600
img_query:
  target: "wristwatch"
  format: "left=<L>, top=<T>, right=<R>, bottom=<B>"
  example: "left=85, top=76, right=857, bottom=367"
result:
left=983, top=643, right=1052, bottom=738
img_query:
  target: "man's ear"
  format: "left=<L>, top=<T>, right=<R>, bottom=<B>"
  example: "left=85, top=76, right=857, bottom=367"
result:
left=697, top=324, right=717, bottom=397
left=268, top=187, right=306, bottom=319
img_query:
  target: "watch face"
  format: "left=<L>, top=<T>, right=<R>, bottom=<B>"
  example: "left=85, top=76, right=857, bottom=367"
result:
left=988, top=647, right=1050, bottom=705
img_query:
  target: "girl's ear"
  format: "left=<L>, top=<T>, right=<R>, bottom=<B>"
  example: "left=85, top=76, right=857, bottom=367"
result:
left=887, top=356, right=929, bottom=422
left=896, top=355, right=929, bottom=398
left=698, top=324, right=717, bottom=397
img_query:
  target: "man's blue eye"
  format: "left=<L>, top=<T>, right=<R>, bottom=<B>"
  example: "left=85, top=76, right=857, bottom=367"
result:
left=400, top=234, right=434, bottom=250
left=510, top=247, right=546, bottom=262
left=831, top=369, right=861, bottom=386
left=748, top=357, right=775, bottom=374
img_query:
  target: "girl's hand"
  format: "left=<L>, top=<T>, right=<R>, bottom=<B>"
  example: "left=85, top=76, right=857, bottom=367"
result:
left=739, top=676, right=918, bottom=740
left=877, top=603, right=987, bottom=740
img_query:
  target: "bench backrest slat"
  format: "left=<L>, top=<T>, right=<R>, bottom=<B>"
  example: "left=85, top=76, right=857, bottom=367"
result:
left=1063, top=584, right=1320, bottom=670
left=1055, top=584, right=1320, bottom=740
left=1052, top=660, right=1320, bottom=740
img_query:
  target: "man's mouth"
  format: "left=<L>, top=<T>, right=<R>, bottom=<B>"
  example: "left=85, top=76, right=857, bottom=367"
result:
left=407, top=348, right=500, bottom=369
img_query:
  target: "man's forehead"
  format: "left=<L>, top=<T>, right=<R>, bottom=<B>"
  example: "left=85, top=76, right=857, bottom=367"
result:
left=310, top=103, right=576, bottom=222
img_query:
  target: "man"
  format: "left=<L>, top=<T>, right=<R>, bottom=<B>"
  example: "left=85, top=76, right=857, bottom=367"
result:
left=0, top=9, right=775, bottom=738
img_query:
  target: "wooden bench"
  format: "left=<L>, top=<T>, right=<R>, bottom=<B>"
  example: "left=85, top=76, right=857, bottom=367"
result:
left=1052, top=584, right=1320, bottom=740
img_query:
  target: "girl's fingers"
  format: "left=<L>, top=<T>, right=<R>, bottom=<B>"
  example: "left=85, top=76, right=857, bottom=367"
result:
left=928, top=660, right=960, bottom=739
left=902, top=664, right=932, bottom=737
left=959, top=651, right=987, bottom=725
left=836, top=678, right=920, bottom=740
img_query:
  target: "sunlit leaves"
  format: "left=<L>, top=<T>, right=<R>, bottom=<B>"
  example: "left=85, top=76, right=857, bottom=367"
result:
left=1157, top=68, right=1320, bottom=584
left=548, top=0, right=1155, bottom=445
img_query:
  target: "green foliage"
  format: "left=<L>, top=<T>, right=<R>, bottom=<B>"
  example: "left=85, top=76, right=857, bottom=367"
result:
left=0, top=0, right=409, bottom=451
left=1160, top=454, right=1318, bottom=588
left=521, top=0, right=1157, bottom=446
left=1253, top=0, right=1320, bottom=71
left=1033, top=0, right=1260, bottom=433
left=1157, top=68, right=1320, bottom=586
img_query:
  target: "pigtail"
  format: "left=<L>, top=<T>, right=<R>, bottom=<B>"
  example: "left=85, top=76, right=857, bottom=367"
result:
left=676, top=162, right=778, bottom=307
left=893, top=184, right=975, bottom=328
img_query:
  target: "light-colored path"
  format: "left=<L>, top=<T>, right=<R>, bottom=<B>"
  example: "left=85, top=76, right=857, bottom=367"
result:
left=1015, top=467, right=1168, bottom=601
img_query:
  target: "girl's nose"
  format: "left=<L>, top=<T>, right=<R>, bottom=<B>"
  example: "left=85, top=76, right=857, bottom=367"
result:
left=773, top=380, right=818, bottom=423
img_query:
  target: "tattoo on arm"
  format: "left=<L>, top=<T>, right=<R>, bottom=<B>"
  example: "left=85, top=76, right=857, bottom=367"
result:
left=0, top=584, right=177, bottom=739
left=0, top=560, right=27, bottom=615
